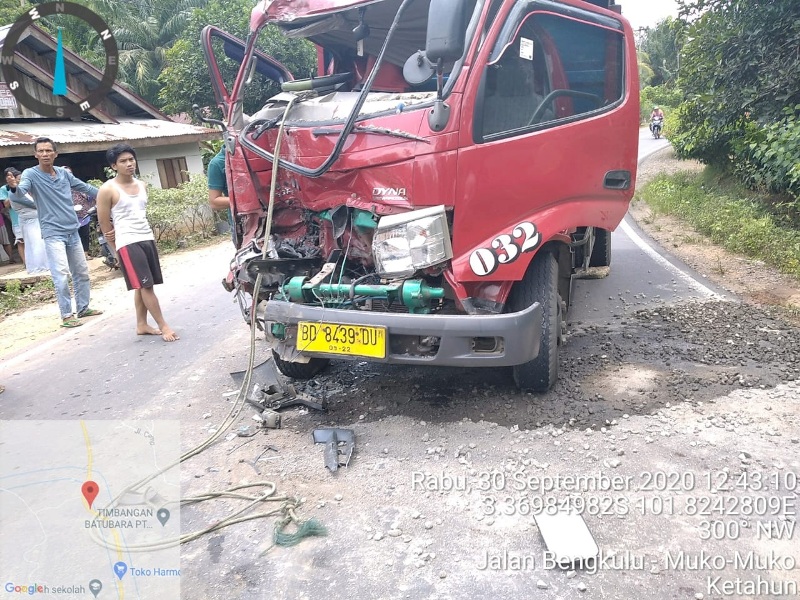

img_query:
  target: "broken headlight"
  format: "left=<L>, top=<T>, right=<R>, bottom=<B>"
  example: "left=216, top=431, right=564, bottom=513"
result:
left=372, top=205, right=453, bottom=278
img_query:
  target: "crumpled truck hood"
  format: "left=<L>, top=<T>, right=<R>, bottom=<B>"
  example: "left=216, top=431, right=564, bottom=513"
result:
left=249, top=91, right=436, bottom=124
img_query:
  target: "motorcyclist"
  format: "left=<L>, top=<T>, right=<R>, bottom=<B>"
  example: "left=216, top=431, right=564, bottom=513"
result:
left=650, top=106, right=664, bottom=131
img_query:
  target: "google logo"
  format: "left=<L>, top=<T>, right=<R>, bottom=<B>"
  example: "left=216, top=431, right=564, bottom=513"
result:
left=4, top=582, right=44, bottom=594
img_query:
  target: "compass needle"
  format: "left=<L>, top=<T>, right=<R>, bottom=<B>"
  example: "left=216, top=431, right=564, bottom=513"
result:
left=53, top=28, right=67, bottom=96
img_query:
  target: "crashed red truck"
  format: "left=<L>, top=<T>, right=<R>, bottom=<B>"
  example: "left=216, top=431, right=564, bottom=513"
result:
left=201, top=0, right=639, bottom=392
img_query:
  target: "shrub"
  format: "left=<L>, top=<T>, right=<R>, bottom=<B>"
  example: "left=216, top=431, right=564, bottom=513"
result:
left=147, top=174, right=217, bottom=245
left=749, top=107, right=800, bottom=200
left=1, top=279, right=23, bottom=311
left=0, top=278, right=55, bottom=315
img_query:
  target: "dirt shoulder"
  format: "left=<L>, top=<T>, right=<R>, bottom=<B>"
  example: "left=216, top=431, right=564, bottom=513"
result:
left=631, top=146, right=800, bottom=313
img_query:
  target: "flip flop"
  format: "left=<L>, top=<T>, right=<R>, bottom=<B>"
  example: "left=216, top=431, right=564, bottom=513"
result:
left=78, top=308, right=103, bottom=318
left=61, top=319, right=83, bottom=328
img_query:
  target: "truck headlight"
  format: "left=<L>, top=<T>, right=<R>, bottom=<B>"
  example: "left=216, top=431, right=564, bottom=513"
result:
left=372, top=205, right=453, bottom=277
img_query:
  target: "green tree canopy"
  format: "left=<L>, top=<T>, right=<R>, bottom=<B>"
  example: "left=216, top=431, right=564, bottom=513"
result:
left=678, top=0, right=799, bottom=126
left=0, top=0, right=28, bottom=26
left=671, top=0, right=800, bottom=198
left=638, top=17, right=684, bottom=87
left=158, top=0, right=316, bottom=117
left=97, top=0, right=210, bottom=105
left=637, top=50, right=654, bottom=88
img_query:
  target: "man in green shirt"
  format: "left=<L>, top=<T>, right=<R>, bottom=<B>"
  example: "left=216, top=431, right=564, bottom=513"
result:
left=207, top=148, right=234, bottom=242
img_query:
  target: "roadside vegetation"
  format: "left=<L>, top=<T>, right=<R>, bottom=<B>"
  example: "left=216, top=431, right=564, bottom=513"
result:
left=146, top=175, right=224, bottom=249
left=637, top=170, right=800, bottom=278
left=636, top=0, right=799, bottom=280
left=0, top=278, right=55, bottom=316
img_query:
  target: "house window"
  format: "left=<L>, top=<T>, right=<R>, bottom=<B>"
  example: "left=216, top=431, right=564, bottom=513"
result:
left=157, top=157, right=189, bottom=189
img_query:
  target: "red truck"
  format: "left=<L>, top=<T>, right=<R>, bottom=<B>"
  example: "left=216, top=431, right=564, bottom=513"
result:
left=201, top=0, right=639, bottom=392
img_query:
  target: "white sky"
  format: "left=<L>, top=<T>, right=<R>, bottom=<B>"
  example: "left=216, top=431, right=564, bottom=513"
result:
left=619, top=0, right=680, bottom=31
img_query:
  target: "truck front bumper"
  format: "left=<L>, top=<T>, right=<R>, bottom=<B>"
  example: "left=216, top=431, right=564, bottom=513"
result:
left=264, top=300, right=542, bottom=367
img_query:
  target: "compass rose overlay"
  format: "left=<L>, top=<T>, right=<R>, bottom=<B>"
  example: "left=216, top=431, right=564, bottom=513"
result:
left=1, top=1, right=119, bottom=118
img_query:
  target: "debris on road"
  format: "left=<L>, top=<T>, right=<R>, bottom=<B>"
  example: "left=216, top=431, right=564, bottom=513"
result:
left=312, top=428, right=355, bottom=472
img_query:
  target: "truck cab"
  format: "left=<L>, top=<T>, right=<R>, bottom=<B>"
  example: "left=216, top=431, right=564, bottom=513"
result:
left=202, top=0, right=639, bottom=391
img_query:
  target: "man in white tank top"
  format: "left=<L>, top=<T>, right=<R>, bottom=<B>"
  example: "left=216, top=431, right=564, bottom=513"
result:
left=95, top=144, right=179, bottom=342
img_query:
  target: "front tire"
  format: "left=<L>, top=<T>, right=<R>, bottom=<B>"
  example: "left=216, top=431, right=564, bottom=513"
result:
left=272, top=350, right=330, bottom=379
left=509, top=252, right=561, bottom=392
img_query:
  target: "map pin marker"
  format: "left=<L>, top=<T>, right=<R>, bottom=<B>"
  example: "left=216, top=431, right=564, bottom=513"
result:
left=113, top=561, right=127, bottom=580
left=89, top=579, right=102, bottom=598
left=156, top=508, right=170, bottom=526
left=81, top=481, right=100, bottom=509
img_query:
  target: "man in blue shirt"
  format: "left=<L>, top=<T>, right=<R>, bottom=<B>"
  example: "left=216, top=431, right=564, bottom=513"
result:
left=8, top=137, right=103, bottom=327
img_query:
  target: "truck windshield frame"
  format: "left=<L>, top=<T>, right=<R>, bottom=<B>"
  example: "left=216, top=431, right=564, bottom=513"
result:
left=235, top=0, right=484, bottom=178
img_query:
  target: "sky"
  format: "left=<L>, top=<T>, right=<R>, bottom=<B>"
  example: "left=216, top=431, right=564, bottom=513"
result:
left=619, top=0, right=680, bottom=31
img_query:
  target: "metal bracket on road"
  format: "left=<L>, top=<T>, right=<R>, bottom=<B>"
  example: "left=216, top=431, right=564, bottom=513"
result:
left=247, top=382, right=327, bottom=414
left=312, top=428, right=355, bottom=472
left=231, top=358, right=327, bottom=427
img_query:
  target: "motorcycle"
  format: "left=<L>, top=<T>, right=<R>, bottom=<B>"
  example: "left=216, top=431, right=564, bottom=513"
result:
left=86, top=206, right=119, bottom=270
left=650, top=116, right=664, bottom=139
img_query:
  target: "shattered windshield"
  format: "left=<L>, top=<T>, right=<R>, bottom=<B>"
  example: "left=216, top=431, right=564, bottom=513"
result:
left=265, top=0, right=480, bottom=98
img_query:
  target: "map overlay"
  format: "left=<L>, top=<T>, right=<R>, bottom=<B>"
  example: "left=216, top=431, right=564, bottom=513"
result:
left=1, top=421, right=181, bottom=599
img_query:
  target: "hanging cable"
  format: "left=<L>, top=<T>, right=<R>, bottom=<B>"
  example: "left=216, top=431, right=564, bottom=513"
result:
left=87, top=98, right=315, bottom=554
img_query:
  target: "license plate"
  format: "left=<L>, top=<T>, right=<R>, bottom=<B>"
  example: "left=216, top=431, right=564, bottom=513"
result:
left=296, top=322, right=387, bottom=359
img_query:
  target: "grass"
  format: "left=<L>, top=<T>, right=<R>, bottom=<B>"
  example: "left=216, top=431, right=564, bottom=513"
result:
left=0, top=278, right=55, bottom=316
left=636, top=170, right=800, bottom=278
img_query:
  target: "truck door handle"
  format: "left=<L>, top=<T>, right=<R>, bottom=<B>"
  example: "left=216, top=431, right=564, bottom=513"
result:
left=603, top=170, right=631, bottom=190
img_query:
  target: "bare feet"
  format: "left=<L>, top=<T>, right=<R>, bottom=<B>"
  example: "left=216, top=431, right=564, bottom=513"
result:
left=137, top=325, right=162, bottom=336
left=161, top=327, right=179, bottom=342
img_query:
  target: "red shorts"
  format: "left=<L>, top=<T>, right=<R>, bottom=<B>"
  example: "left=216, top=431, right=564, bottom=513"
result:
left=117, top=240, right=163, bottom=290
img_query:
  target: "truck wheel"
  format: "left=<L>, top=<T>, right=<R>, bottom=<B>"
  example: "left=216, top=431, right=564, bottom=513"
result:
left=589, top=227, right=611, bottom=267
left=509, top=252, right=561, bottom=392
left=272, top=350, right=330, bottom=379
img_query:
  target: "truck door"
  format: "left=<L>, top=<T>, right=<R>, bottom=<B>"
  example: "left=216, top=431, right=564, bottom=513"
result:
left=452, top=2, right=636, bottom=281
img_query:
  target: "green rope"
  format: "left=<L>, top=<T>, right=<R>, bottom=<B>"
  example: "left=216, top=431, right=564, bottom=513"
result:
left=273, top=517, right=328, bottom=547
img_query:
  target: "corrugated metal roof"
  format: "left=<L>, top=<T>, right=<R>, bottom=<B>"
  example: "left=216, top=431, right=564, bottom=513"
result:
left=0, top=119, right=219, bottom=148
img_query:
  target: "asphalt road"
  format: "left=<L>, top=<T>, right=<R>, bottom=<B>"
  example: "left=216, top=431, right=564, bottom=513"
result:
left=569, top=130, right=721, bottom=326
left=0, top=243, right=252, bottom=418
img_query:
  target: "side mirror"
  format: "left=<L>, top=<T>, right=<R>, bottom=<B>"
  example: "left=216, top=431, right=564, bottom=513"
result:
left=425, top=0, right=468, bottom=63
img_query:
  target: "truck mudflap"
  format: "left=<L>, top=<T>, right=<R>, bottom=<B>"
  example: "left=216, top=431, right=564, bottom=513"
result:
left=264, top=301, right=542, bottom=367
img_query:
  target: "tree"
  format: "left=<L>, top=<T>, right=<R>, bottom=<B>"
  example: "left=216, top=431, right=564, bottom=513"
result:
left=104, top=0, right=210, bottom=105
left=637, top=50, right=654, bottom=88
left=0, top=0, right=30, bottom=26
left=671, top=0, right=800, bottom=197
left=677, top=0, right=799, bottom=125
left=638, top=17, right=684, bottom=87
left=158, top=0, right=316, bottom=117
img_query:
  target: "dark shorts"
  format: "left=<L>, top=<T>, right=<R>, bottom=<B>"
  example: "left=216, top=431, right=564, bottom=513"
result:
left=117, top=240, right=163, bottom=291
